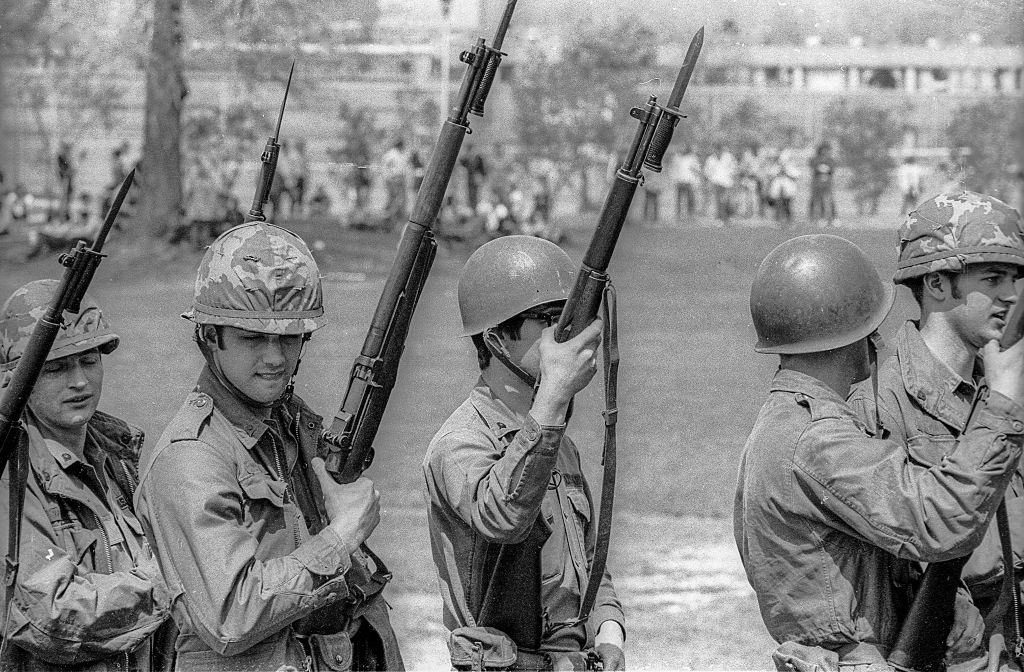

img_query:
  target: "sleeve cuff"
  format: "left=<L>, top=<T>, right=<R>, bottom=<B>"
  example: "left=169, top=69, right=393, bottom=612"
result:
left=523, top=414, right=565, bottom=456
left=591, top=605, right=625, bottom=638
left=292, top=527, right=353, bottom=577
left=981, top=390, right=1024, bottom=430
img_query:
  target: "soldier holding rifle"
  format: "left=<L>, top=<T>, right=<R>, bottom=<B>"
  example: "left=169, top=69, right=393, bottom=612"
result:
left=849, top=191, right=1024, bottom=670
left=735, top=234, right=1024, bottom=671
left=422, top=236, right=625, bottom=671
left=0, top=282, right=173, bottom=672
left=134, top=222, right=403, bottom=671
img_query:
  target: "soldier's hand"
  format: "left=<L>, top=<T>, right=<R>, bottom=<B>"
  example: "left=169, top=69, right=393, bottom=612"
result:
left=311, top=458, right=381, bottom=555
left=595, top=643, right=625, bottom=671
left=532, top=319, right=603, bottom=425
left=946, top=587, right=984, bottom=655
left=983, top=338, right=1024, bottom=404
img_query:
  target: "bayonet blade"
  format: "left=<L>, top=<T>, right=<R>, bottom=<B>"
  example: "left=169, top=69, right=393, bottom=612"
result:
left=666, top=26, right=704, bottom=109
left=273, top=61, right=295, bottom=140
left=92, top=168, right=134, bottom=251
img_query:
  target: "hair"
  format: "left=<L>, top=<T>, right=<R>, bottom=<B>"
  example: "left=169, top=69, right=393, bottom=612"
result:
left=471, top=314, right=527, bottom=370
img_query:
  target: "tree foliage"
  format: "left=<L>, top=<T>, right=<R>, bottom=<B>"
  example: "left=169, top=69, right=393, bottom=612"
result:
left=947, top=100, right=1024, bottom=202
left=823, top=99, right=906, bottom=198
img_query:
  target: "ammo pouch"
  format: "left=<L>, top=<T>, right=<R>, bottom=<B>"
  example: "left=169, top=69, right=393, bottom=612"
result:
left=450, top=627, right=520, bottom=670
left=772, top=642, right=840, bottom=672
left=449, top=627, right=599, bottom=671
left=305, top=631, right=354, bottom=672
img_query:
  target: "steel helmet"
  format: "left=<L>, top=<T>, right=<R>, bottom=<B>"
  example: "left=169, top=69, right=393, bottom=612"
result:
left=1, top=279, right=119, bottom=373
left=895, top=190, right=1024, bottom=283
left=751, top=234, right=895, bottom=354
left=458, top=235, right=578, bottom=336
left=183, top=222, right=326, bottom=335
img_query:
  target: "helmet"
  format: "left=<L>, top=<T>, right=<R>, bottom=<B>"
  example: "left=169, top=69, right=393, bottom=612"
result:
left=458, top=235, right=577, bottom=336
left=751, top=234, right=895, bottom=354
left=894, top=190, right=1024, bottom=283
left=184, top=222, right=326, bottom=335
left=1, top=279, right=119, bottom=373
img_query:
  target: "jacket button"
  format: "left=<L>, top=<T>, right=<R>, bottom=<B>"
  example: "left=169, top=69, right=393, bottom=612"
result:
left=307, top=421, right=316, bottom=430
left=1013, top=421, right=1023, bottom=432
left=916, top=390, right=927, bottom=401
left=195, top=398, right=207, bottom=408
left=335, top=654, right=345, bottom=663
left=62, top=453, right=72, bottom=460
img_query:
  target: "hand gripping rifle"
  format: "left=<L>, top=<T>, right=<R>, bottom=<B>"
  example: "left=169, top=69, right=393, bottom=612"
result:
left=246, top=62, right=294, bottom=223
left=322, top=0, right=520, bottom=484
left=0, top=170, right=134, bottom=609
left=889, top=298, right=1024, bottom=671
left=474, top=29, right=705, bottom=654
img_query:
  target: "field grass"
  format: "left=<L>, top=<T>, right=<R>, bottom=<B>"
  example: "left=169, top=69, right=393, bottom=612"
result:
left=0, top=216, right=921, bottom=669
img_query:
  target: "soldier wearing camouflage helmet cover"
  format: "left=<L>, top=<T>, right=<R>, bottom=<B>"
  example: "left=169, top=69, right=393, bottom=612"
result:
left=0, top=279, right=173, bottom=672
left=422, top=236, right=626, bottom=671
left=849, top=190, right=1024, bottom=666
left=736, top=234, right=1024, bottom=670
left=135, top=222, right=404, bottom=672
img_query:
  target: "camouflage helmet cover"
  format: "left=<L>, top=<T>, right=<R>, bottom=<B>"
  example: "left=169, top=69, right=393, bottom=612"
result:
left=184, top=222, right=326, bottom=335
left=458, top=235, right=577, bottom=336
left=894, top=190, right=1024, bottom=283
left=1, top=279, right=119, bottom=373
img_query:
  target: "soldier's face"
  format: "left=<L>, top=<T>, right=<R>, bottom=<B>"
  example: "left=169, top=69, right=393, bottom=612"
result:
left=947, top=263, right=1019, bottom=348
left=214, top=327, right=303, bottom=404
left=28, top=349, right=103, bottom=433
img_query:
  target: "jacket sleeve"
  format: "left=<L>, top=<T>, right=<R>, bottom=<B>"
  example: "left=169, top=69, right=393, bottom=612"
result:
left=135, top=439, right=352, bottom=657
left=427, top=414, right=561, bottom=543
left=793, top=391, right=1024, bottom=563
left=0, top=472, right=171, bottom=665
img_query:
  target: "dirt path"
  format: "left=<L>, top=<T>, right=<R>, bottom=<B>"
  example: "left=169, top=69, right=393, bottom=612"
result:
left=378, top=509, right=774, bottom=670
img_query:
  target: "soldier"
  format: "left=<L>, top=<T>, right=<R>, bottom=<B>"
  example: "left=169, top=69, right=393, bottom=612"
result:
left=0, top=280, right=172, bottom=671
left=134, top=223, right=403, bottom=671
left=423, top=236, right=626, bottom=671
left=849, top=191, right=1024, bottom=663
left=735, top=234, right=1024, bottom=670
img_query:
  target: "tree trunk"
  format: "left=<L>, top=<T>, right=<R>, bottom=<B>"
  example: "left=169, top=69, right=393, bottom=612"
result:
left=139, top=0, right=186, bottom=240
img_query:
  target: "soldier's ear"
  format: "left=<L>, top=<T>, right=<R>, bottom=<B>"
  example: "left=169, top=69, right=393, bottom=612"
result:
left=922, top=272, right=950, bottom=302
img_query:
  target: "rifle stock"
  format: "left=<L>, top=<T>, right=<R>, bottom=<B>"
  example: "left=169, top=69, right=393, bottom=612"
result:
left=322, top=0, right=520, bottom=484
left=889, top=287, right=1024, bottom=671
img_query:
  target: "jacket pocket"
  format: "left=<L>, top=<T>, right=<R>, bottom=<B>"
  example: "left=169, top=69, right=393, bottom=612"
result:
left=237, top=471, right=288, bottom=533
left=312, top=631, right=354, bottom=671
left=905, top=433, right=956, bottom=468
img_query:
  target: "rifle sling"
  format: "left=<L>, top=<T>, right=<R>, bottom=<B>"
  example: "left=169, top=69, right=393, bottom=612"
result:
left=5, top=427, right=28, bottom=611
left=996, top=501, right=1023, bottom=665
left=547, top=280, right=619, bottom=639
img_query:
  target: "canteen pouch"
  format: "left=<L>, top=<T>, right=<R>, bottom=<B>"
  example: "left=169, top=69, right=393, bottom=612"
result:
left=449, top=626, right=518, bottom=671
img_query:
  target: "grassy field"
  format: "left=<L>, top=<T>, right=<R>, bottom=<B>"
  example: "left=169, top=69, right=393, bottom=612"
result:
left=0, top=216, right=921, bottom=669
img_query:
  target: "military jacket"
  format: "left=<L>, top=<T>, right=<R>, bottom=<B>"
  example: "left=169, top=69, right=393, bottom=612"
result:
left=734, top=368, right=1024, bottom=654
left=422, top=379, right=624, bottom=653
left=849, top=321, right=1024, bottom=635
left=135, top=367, right=403, bottom=671
left=0, top=410, right=171, bottom=672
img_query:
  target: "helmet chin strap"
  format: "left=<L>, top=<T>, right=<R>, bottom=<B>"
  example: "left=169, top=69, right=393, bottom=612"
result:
left=867, top=331, right=887, bottom=438
left=483, top=328, right=537, bottom=389
left=194, top=326, right=308, bottom=411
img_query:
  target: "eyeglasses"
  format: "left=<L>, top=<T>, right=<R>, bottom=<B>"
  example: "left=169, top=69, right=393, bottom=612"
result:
left=521, top=307, right=563, bottom=327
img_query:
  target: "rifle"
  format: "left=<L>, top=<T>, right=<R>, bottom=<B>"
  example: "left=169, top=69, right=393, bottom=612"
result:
left=322, top=0, right=520, bottom=483
left=246, top=62, right=294, bottom=223
left=889, top=293, right=1024, bottom=671
left=475, top=29, right=706, bottom=651
left=0, top=169, right=134, bottom=606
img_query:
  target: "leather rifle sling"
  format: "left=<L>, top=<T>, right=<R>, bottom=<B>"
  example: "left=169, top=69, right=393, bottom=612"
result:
left=996, top=501, right=1023, bottom=665
left=576, top=281, right=619, bottom=625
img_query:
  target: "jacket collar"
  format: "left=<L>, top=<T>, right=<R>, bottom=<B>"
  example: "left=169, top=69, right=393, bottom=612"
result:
left=768, top=367, right=848, bottom=405
left=468, top=378, right=522, bottom=442
left=194, top=365, right=300, bottom=452
left=895, top=321, right=977, bottom=429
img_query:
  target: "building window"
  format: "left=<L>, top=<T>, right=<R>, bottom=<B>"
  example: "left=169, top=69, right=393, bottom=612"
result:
left=866, top=68, right=897, bottom=88
left=931, top=68, right=949, bottom=82
left=399, top=60, right=412, bottom=75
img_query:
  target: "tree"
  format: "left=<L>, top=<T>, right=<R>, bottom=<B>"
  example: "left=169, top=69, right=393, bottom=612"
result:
left=947, top=100, right=1023, bottom=202
left=514, top=16, right=659, bottom=209
left=138, top=0, right=187, bottom=240
left=823, top=99, right=906, bottom=214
